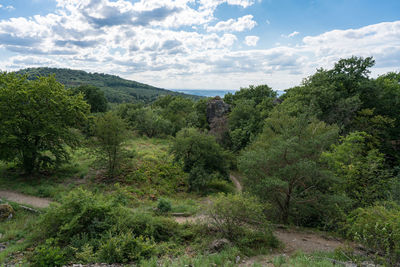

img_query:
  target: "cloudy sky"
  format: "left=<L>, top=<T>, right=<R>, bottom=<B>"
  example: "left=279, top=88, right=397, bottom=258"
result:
left=0, top=0, right=399, bottom=90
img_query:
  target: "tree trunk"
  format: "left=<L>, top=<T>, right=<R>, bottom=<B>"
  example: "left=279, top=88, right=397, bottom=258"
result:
left=22, top=151, right=36, bottom=174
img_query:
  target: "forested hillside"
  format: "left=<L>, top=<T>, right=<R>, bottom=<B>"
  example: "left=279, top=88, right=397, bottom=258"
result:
left=16, top=67, right=200, bottom=103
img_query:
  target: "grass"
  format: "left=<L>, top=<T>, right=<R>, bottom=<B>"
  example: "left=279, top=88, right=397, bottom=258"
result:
left=0, top=147, right=95, bottom=201
left=140, top=247, right=241, bottom=267
left=0, top=202, right=38, bottom=265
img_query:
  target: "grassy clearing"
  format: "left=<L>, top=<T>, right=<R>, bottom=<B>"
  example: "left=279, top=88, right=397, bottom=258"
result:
left=0, top=147, right=95, bottom=201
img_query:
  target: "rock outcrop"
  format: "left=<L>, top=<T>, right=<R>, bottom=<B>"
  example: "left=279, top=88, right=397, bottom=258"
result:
left=206, top=96, right=230, bottom=125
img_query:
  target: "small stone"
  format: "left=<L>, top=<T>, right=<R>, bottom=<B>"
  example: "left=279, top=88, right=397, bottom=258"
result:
left=235, top=255, right=241, bottom=264
left=209, top=238, right=230, bottom=252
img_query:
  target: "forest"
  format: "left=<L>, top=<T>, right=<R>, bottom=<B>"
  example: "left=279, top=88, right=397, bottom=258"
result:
left=1, top=56, right=400, bottom=266
left=16, top=68, right=200, bottom=103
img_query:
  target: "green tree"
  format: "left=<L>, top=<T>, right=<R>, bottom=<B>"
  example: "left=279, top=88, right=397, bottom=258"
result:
left=171, top=128, right=229, bottom=191
left=73, top=85, right=108, bottom=113
left=224, top=85, right=277, bottom=151
left=322, top=131, right=393, bottom=207
left=122, top=106, right=172, bottom=137
left=228, top=99, right=261, bottom=151
left=94, top=112, right=128, bottom=178
left=154, top=95, right=203, bottom=135
left=0, top=73, right=89, bottom=173
left=281, top=56, right=375, bottom=131
left=239, top=111, right=338, bottom=224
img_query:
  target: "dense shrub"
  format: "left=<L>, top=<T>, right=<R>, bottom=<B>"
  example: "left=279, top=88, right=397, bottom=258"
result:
left=157, top=198, right=172, bottom=213
left=30, top=188, right=181, bottom=264
left=31, top=238, right=68, bottom=267
left=346, top=203, right=400, bottom=265
left=206, top=193, right=278, bottom=250
left=128, top=157, right=188, bottom=196
left=96, top=232, right=155, bottom=263
left=171, top=127, right=230, bottom=192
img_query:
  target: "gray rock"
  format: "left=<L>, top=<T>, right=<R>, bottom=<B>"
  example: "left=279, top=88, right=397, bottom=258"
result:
left=235, top=255, right=241, bottom=264
left=206, top=97, right=230, bottom=125
left=209, top=238, right=230, bottom=252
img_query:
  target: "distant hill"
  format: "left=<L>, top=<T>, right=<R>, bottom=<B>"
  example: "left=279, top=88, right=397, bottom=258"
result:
left=15, top=67, right=200, bottom=103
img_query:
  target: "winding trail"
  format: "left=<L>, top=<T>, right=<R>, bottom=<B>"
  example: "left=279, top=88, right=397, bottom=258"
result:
left=0, top=190, right=51, bottom=208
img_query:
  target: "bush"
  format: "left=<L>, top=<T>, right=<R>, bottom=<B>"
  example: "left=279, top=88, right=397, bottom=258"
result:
left=96, top=232, right=155, bottom=263
left=31, top=238, right=68, bottom=267
left=157, top=198, right=172, bottom=213
left=171, top=128, right=230, bottom=192
left=346, top=203, right=400, bottom=265
left=30, top=188, right=182, bottom=264
left=206, top=193, right=277, bottom=249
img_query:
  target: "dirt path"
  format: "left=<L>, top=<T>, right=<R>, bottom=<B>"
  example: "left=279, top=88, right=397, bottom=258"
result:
left=0, top=190, right=51, bottom=208
left=239, top=228, right=361, bottom=266
left=273, top=228, right=350, bottom=254
left=230, top=174, right=242, bottom=192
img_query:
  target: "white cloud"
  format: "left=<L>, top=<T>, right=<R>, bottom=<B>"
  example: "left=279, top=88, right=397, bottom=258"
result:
left=244, top=35, right=259, bottom=46
left=207, top=15, right=257, bottom=32
left=281, top=31, right=299, bottom=38
left=0, top=0, right=399, bottom=90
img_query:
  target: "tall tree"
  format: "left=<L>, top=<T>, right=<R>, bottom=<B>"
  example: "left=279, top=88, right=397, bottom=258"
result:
left=281, top=56, right=376, bottom=132
left=322, top=131, right=393, bottom=207
left=73, top=85, right=108, bottom=113
left=224, top=84, right=277, bottom=151
left=239, top=110, right=338, bottom=224
left=94, top=112, right=128, bottom=178
left=0, top=73, right=89, bottom=173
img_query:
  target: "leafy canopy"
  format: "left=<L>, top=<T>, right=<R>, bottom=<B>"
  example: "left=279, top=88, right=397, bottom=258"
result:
left=0, top=72, right=89, bottom=173
left=171, top=127, right=229, bottom=191
left=73, top=84, right=108, bottom=113
left=239, top=110, right=338, bottom=224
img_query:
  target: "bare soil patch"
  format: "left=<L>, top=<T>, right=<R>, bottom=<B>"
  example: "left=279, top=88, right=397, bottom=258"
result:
left=0, top=190, right=51, bottom=208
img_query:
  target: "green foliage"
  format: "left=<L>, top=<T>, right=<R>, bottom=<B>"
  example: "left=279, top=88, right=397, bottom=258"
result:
left=157, top=198, right=172, bottom=213
left=346, top=203, right=400, bottom=265
left=16, top=67, right=200, bottom=103
left=0, top=206, right=37, bottom=264
left=118, top=104, right=172, bottom=137
left=206, top=193, right=277, bottom=249
left=154, top=95, right=201, bottom=135
left=30, top=188, right=182, bottom=264
left=31, top=238, right=68, bottom=267
left=94, top=112, right=129, bottom=178
left=239, top=110, right=339, bottom=224
left=0, top=72, right=89, bottom=173
left=140, top=247, right=241, bottom=267
left=228, top=100, right=261, bottom=151
left=224, top=85, right=277, bottom=151
left=96, top=232, right=155, bottom=263
left=322, top=131, right=393, bottom=207
left=281, top=56, right=375, bottom=131
left=73, top=84, right=108, bottom=113
left=171, top=128, right=230, bottom=191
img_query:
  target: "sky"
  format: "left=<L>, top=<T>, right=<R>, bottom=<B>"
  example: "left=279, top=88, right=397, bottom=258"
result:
left=0, top=0, right=399, bottom=90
